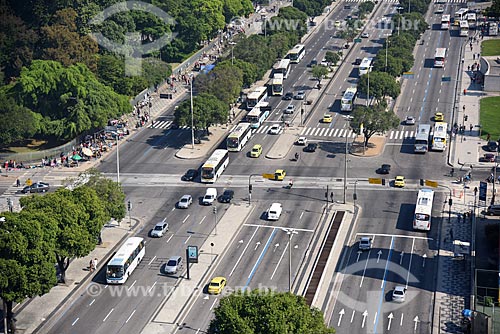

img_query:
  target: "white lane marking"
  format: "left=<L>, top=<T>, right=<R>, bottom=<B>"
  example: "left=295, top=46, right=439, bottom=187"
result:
left=389, top=131, right=395, bottom=140
left=182, top=215, right=190, bottom=224
left=166, top=234, right=174, bottom=243
left=128, top=280, right=137, bottom=291
left=380, top=236, right=395, bottom=289
left=405, top=238, right=416, bottom=288
left=359, top=249, right=371, bottom=287
left=243, top=223, right=314, bottom=232
left=400, top=313, right=404, bottom=326
left=148, top=256, right=156, bottom=265
left=351, top=310, right=355, bottom=323
left=184, top=235, right=192, bottom=244
left=89, top=299, right=95, bottom=306
left=357, top=232, right=432, bottom=241
left=199, top=216, right=206, bottom=225
left=126, top=309, right=136, bottom=323
left=210, top=298, right=218, bottom=310
left=229, top=227, right=260, bottom=277
left=72, top=318, right=79, bottom=326
left=148, top=281, right=157, bottom=293
left=103, top=308, right=114, bottom=322
left=270, top=240, right=289, bottom=280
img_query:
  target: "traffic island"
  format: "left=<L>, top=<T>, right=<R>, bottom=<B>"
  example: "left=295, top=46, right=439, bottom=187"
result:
left=350, top=136, right=386, bottom=157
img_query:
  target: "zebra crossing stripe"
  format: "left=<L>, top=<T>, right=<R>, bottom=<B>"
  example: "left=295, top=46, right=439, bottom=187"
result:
left=389, top=131, right=395, bottom=140
left=332, top=129, right=339, bottom=137
left=319, top=128, right=327, bottom=137
left=399, top=131, right=405, bottom=140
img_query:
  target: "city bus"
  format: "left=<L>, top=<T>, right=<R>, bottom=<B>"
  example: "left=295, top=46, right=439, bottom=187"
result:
left=274, top=59, right=291, bottom=79
left=246, top=86, right=268, bottom=110
left=414, top=124, right=431, bottom=153
left=246, top=102, right=271, bottom=129
left=413, top=189, right=434, bottom=231
left=431, top=122, right=448, bottom=151
left=454, top=8, right=468, bottom=24
left=341, top=87, right=358, bottom=111
left=271, top=73, right=284, bottom=96
left=106, top=237, right=145, bottom=284
left=226, top=122, right=252, bottom=152
left=287, top=44, right=306, bottom=64
left=441, top=14, right=451, bottom=30
left=459, top=20, right=469, bottom=37
left=434, top=48, right=447, bottom=68
left=359, top=57, right=373, bottom=76
left=466, top=13, right=476, bottom=29
left=201, top=149, right=229, bottom=183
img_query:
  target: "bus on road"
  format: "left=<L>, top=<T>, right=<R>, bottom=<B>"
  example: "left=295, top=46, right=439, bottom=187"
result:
left=106, top=237, right=145, bottom=284
left=341, top=87, right=358, bottom=111
left=271, top=74, right=284, bottom=96
left=454, top=8, right=468, bottom=23
left=466, top=12, right=476, bottom=29
left=201, top=149, right=229, bottom=183
left=359, top=57, right=373, bottom=76
left=246, top=102, right=271, bottom=129
left=413, top=189, right=434, bottom=231
left=459, top=20, right=469, bottom=36
left=226, top=123, right=252, bottom=152
left=246, top=86, right=268, bottom=110
left=287, top=44, right=306, bottom=64
left=414, top=124, right=431, bottom=153
left=431, top=122, right=447, bottom=151
left=441, top=14, right=451, bottom=30
left=434, top=48, right=447, bottom=68
left=273, top=59, right=291, bottom=79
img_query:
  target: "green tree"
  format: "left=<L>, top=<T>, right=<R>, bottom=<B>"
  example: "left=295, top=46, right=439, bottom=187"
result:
left=194, top=64, right=243, bottom=104
left=229, top=59, right=259, bottom=88
left=350, top=104, right=400, bottom=147
left=0, top=210, right=58, bottom=333
left=208, top=290, right=335, bottom=334
left=358, top=1, right=375, bottom=17
left=0, top=92, right=41, bottom=147
left=485, top=0, right=500, bottom=19
left=311, top=65, right=329, bottom=85
left=233, top=35, right=275, bottom=79
left=358, top=71, right=401, bottom=102
left=325, top=51, right=341, bottom=66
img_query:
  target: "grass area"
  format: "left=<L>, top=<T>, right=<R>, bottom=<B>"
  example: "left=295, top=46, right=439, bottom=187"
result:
left=480, top=96, right=500, bottom=141
left=481, top=39, right=500, bottom=57
left=0, top=138, right=66, bottom=154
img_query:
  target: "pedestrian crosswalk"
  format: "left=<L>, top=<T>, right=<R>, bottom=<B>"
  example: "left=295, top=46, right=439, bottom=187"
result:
left=148, top=120, right=174, bottom=129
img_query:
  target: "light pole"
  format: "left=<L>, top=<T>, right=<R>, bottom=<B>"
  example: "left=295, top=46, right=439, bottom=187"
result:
left=343, top=133, right=349, bottom=204
left=396, top=7, right=403, bottom=35
left=282, top=228, right=298, bottom=292
left=353, top=180, right=358, bottom=212
left=366, top=66, right=372, bottom=106
left=385, top=39, right=390, bottom=72
left=190, top=75, right=195, bottom=149
left=114, top=132, right=120, bottom=183
left=229, top=41, right=236, bottom=65
left=212, top=206, right=218, bottom=236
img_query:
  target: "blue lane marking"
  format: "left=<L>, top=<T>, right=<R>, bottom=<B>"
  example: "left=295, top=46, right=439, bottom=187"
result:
left=244, top=228, right=277, bottom=289
left=373, top=236, right=394, bottom=333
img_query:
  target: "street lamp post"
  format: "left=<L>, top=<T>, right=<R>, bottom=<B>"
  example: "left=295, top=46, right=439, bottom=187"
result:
left=115, top=133, right=120, bottom=183
left=353, top=180, right=358, bottom=212
left=190, top=76, right=195, bottom=149
left=366, top=66, right=372, bottom=106
left=213, top=206, right=218, bottom=236
left=343, top=133, right=349, bottom=204
left=229, top=41, right=236, bottom=66
left=385, top=39, right=390, bottom=72
left=282, top=228, right=298, bottom=292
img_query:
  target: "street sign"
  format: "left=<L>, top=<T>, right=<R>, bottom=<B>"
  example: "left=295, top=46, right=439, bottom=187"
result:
left=354, top=38, right=362, bottom=43
left=425, top=180, right=438, bottom=188
left=442, top=76, right=451, bottom=82
left=368, top=178, right=382, bottom=184
left=262, top=173, right=275, bottom=179
left=402, top=72, right=414, bottom=79
left=187, top=246, right=199, bottom=263
left=479, top=181, right=487, bottom=202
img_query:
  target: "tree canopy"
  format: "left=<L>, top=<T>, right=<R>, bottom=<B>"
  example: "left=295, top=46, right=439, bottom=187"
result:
left=208, top=290, right=335, bottom=334
left=358, top=71, right=401, bottom=103
left=350, top=104, right=400, bottom=146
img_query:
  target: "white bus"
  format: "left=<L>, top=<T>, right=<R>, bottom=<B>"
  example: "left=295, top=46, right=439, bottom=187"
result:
left=274, top=59, right=291, bottom=79
left=287, top=44, right=306, bottom=64
left=359, top=57, right=373, bottom=76
left=441, top=14, right=451, bottom=30
left=431, top=122, right=447, bottom=151
left=271, top=73, right=284, bottom=96
left=246, top=86, right=268, bottom=111
left=459, top=20, right=469, bottom=37
left=201, top=149, right=229, bottom=183
left=413, top=189, right=434, bottom=231
left=246, top=102, right=271, bottom=129
left=454, top=8, right=468, bottom=23
left=226, top=123, right=252, bottom=152
left=341, top=87, right=358, bottom=111
left=434, top=48, right=447, bottom=68
left=106, top=237, right=145, bottom=284
left=466, top=12, right=476, bottom=29
left=414, top=124, right=431, bottom=153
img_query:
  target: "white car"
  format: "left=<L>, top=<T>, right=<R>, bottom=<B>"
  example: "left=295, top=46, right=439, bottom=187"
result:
left=296, top=136, right=307, bottom=145
left=361, top=32, right=369, bottom=38
left=177, top=194, right=192, bottom=209
left=405, top=116, right=416, bottom=125
left=358, top=237, right=372, bottom=250
left=294, top=91, right=305, bottom=100
left=151, top=220, right=169, bottom=237
left=284, top=104, right=295, bottom=114
left=392, top=286, right=407, bottom=302
left=320, top=59, right=329, bottom=66
left=269, top=124, right=282, bottom=135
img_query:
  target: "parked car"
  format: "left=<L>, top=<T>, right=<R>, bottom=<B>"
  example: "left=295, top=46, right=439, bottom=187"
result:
left=177, top=195, right=193, bottom=209
left=294, top=91, right=306, bottom=100
left=182, top=169, right=199, bottom=181
left=283, top=92, right=293, bottom=100
left=21, top=182, right=50, bottom=194
left=151, top=220, right=168, bottom=237
left=485, top=141, right=499, bottom=152
left=377, top=164, right=391, bottom=174
left=164, top=256, right=183, bottom=275
left=219, top=189, right=234, bottom=203
left=305, top=143, right=318, bottom=152
left=269, top=124, right=282, bottom=135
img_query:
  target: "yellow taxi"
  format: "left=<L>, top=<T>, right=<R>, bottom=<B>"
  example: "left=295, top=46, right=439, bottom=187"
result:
left=323, top=114, right=332, bottom=123
left=274, top=169, right=286, bottom=181
left=394, top=176, right=405, bottom=188
left=434, top=112, right=444, bottom=121
left=250, top=144, right=262, bottom=158
left=208, top=276, right=226, bottom=294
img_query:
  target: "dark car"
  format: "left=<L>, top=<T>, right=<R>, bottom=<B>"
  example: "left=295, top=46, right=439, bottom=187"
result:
left=283, top=92, right=293, bottom=100
left=480, top=153, right=495, bottom=162
left=485, top=141, right=499, bottom=152
left=487, top=205, right=500, bottom=216
left=21, top=182, right=50, bottom=194
left=219, top=189, right=234, bottom=203
left=354, top=58, right=362, bottom=65
left=308, top=59, right=318, bottom=67
left=377, top=164, right=391, bottom=174
left=182, top=169, right=199, bottom=181
left=304, top=143, right=318, bottom=152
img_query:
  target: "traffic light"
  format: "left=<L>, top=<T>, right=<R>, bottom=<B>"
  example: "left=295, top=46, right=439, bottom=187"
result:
left=127, top=200, right=131, bottom=211
left=420, top=179, right=424, bottom=186
left=249, top=184, right=253, bottom=193
left=448, top=198, right=453, bottom=206
left=464, top=115, right=468, bottom=121
left=382, top=179, right=386, bottom=186
left=213, top=207, right=217, bottom=214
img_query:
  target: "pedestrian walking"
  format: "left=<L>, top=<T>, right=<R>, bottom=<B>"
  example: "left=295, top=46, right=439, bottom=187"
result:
left=463, top=88, right=467, bottom=95
left=473, top=54, right=475, bottom=60
left=16, top=179, right=20, bottom=187
left=487, top=133, right=491, bottom=141
left=93, top=258, right=98, bottom=270
left=89, top=259, right=95, bottom=272
left=467, top=65, right=470, bottom=71
left=470, top=124, right=473, bottom=132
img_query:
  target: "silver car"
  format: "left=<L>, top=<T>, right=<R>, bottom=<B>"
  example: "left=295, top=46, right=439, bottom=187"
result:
left=151, top=220, right=168, bottom=237
left=177, top=195, right=192, bottom=209
left=392, top=286, right=407, bottom=302
left=164, top=256, right=183, bottom=275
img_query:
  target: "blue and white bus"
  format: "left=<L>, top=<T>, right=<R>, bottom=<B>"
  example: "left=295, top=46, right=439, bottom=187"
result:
left=106, top=237, right=145, bottom=284
left=226, top=122, right=253, bottom=152
left=246, top=102, right=271, bottom=129
left=201, top=149, right=229, bottom=183
left=246, top=86, right=268, bottom=111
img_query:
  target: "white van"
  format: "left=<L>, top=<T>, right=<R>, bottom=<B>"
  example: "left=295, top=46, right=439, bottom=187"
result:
left=267, top=203, right=282, bottom=221
left=202, top=188, right=217, bottom=205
